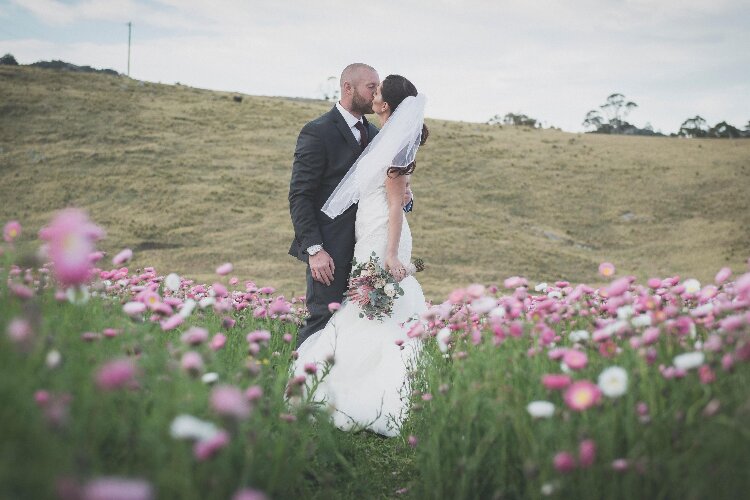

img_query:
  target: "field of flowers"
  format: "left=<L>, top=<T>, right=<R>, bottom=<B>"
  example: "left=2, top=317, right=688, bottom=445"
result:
left=2, top=211, right=750, bottom=499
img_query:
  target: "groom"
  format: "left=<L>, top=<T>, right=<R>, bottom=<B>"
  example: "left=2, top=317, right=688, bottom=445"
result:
left=289, top=63, right=380, bottom=347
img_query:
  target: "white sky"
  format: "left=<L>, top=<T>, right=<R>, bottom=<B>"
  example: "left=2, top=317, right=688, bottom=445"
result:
left=2, top=0, right=749, bottom=132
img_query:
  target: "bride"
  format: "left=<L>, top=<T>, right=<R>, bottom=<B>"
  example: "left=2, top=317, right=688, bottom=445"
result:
left=290, top=75, right=429, bottom=437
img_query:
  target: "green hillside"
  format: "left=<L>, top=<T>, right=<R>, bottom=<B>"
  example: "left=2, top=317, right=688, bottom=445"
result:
left=1, top=66, right=748, bottom=299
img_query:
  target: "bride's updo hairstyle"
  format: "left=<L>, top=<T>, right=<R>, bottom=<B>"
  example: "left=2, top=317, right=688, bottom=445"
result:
left=382, top=74, right=429, bottom=177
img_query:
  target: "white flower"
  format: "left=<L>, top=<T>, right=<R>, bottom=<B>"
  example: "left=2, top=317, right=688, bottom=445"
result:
left=560, top=362, right=571, bottom=374
left=691, top=303, right=714, bottom=317
left=384, top=283, right=396, bottom=297
left=66, top=285, right=90, bottom=305
left=547, top=290, right=562, bottom=300
left=535, top=282, right=548, bottom=293
left=169, top=414, right=219, bottom=441
left=179, top=298, right=197, bottom=318
left=673, top=351, right=705, bottom=370
left=617, top=305, right=634, bottom=320
left=45, top=350, right=62, bottom=369
left=631, top=314, right=652, bottom=328
left=683, top=278, right=701, bottom=294
left=541, top=483, right=556, bottom=496
left=597, top=366, right=629, bottom=398
left=201, top=372, right=219, bottom=384
left=436, top=327, right=451, bottom=353
left=470, top=296, right=496, bottom=315
left=198, top=296, right=215, bottom=309
left=117, top=279, right=129, bottom=287
left=165, top=273, right=181, bottom=292
left=569, top=330, right=590, bottom=342
left=526, top=400, right=555, bottom=418
left=488, top=306, right=506, bottom=319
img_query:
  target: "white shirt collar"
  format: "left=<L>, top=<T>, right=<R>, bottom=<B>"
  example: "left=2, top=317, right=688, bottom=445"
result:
left=335, top=101, right=363, bottom=129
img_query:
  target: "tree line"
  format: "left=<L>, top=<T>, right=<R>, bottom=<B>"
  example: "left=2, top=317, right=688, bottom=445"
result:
left=486, top=92, right=749, bottom=138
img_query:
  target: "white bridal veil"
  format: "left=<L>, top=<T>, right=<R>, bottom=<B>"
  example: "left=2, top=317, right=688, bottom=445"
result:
left=322, top=94, right=426, bottom=219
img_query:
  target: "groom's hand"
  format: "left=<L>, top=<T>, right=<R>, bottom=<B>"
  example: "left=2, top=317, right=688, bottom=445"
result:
left=309, top=250, right=335, bottom=286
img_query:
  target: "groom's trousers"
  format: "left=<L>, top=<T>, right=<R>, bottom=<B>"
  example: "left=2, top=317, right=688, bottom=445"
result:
left=296, top=206, right=357, bottom=347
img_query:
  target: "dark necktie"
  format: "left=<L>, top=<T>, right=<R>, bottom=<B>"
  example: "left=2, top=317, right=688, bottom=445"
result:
left=354, top=121, right=368, bottom=150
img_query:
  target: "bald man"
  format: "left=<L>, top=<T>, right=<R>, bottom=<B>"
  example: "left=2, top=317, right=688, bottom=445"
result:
left=289, top=63, right=380, bottom=347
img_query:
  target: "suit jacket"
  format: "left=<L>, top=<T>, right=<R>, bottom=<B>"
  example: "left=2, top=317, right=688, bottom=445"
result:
left=288, top=106, right=379, bottom=262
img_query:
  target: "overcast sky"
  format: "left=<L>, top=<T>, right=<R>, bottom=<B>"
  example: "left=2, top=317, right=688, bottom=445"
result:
left=2, top=0, right=749, bottom=132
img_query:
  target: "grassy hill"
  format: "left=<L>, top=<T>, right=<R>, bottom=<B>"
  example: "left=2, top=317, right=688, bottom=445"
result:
left=1, top=66, right=748, bottom=299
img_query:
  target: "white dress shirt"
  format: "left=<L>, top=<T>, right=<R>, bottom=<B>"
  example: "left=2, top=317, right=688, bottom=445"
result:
left=336, top=101, right=364, bottom=143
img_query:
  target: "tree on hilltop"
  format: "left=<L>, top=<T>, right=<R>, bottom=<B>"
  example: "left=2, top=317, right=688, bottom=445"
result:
left=678, top=116, right=709, bottom=138
left=708, top=121, right=742, bottom=139
left=319, top=76, right=340, bottom=102
left=0, top=53, right=19, bottom=65
left=582, top=93, right=638, bottom=134
left=488, top=112, right=539, bottom=128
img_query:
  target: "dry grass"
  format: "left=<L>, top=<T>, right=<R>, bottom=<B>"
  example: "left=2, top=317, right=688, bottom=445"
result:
left=1, top=66, right=749, bottom=300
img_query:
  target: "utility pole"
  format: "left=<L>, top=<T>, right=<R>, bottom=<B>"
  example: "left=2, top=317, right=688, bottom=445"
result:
left=126, top=21, right=132, bottom=76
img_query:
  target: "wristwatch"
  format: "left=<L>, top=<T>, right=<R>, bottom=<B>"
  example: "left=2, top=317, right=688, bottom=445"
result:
left=306, top=244, right=323, bottom=256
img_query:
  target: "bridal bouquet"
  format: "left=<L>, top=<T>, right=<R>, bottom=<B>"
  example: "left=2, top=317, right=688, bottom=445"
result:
left=346, top=253, right=425, bottom=321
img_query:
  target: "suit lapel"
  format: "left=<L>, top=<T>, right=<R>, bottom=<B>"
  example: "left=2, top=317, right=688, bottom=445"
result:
left=330, top=106, right=362, bottom=155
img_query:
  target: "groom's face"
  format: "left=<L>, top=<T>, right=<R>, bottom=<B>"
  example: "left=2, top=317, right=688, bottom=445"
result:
left=351, top=69, right=379, bottom=115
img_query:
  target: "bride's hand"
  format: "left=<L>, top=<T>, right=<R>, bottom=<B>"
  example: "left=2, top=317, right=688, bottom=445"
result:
left=385, top=255, right=407, bottom=282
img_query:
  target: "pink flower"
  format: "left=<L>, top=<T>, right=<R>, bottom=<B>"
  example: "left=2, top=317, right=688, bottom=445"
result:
left=82, top=477, right=153, bottom=500
left=9, top=283, right=33, bottom=300
left=3, top=220, right=21, bottom=242
left=212, top=283, right=228, bottom=297
left=542, top=374, right=572, bottom=390
left=95, top=359, right=137, bottom=391
left=647, top=278, right=662, bottom=289
left=210, top=333, right=227, bottom=351
left=604, top=277, right=630, bottom=298
left=553, top=451, right=576, bottom=473
left=216, top=262, right=233, bottom=276
left=246, top=330, right=271, bottom=344
left=181, top=327, right=208, bottom=346
left=466, top=283, right=486, bottom=298
left=160, top=314, right=184, bottom=331
left=564, top=381, right=602, bottom=411
left=699, top=365, right=716, bottom=384
left=123, top=302, right=147, bottom=317
left=112, top=248, right=133, bottom=265
left=269, top=297, right=291, bottom=315
left=210, top=385, right=251, bottom=419
left=611, top=459, right=629, bottom=472
left=562, top=350, right=588, bottom=370
left=304, top=362, right=318, bottom=375
left=282, top=333, right=293, bottom=343
left=193, top=430, right=230, bottom=461
left=39, top=209, right=105, bottom=286
left=232, top=489, right=269, bottom=500
left=35, top=390, right=50, bottom=406
left=6, top=317, right=33, bottom=344
left=504, top=276, right=528, bottom=289
left=578, top=439, right=596, bottom=468
left=448, top=288, right=466, bottom=304
left=328, top=302, right=341, bottom=312
left=103, top=328, right=119, bottom=338
left=598, top=262, right=615, bottom=277
left=245, top=385, right=263, bottom=402
left=408, top=435, right=418, bottom=448
left=181, top=351, right=204, bottom=375
left=714, top=267, right=732, bottom=285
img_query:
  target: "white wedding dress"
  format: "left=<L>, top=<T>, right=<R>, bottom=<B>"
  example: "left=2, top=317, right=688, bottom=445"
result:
left=291, top=179, right=426, bottom=437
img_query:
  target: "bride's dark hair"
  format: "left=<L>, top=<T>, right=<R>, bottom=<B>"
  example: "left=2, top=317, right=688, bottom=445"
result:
left=382, top=74, right=429, bottom=177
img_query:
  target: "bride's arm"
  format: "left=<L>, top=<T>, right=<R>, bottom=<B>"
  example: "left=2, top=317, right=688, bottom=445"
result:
left=384, top=173, right=408, bottom=281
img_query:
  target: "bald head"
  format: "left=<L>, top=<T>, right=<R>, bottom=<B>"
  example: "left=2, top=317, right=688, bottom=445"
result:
left=339, top=63, right=379, bottom=117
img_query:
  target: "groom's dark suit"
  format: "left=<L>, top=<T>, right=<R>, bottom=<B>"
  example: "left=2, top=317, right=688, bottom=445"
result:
left=289, top=106, right=379, bottom=347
